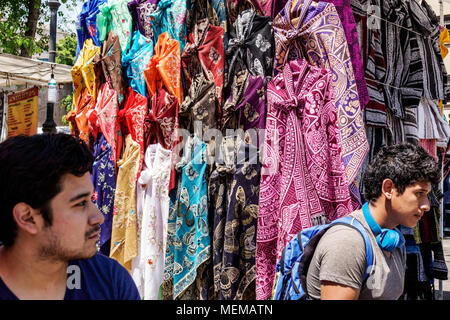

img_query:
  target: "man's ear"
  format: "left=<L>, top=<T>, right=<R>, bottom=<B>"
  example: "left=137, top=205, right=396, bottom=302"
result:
left=381, top=178, right=395, bottom=200
left=12, top=203, right=43, bottom=236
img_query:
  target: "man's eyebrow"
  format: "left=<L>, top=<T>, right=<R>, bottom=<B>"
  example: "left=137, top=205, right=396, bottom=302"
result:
left=69, top=192, right=92, bottom=202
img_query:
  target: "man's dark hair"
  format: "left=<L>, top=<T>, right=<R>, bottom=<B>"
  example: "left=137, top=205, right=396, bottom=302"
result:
left=363, top=143, right=441, bottom=203
left=0, top=133, right=93, bottom=247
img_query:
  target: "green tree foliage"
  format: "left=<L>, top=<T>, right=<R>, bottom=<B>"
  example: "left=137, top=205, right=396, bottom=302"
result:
left=0, top=0, right=78, bottom=57
left=56, top=34, right=77, bottom=66
left=60, top=93, right=73, bottom=126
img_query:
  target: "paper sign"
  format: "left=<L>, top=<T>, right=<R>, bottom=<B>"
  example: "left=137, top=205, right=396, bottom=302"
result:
left=7, top=87, right=39, bottom=138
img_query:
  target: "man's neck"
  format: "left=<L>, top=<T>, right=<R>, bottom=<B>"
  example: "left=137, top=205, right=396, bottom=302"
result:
left=0, top=243, right=68, bottom=300
left=367, top=200, right=397, bottom=230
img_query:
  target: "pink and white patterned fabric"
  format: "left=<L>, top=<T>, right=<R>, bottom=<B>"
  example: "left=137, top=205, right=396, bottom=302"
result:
left=89, top=82, right=122, bottom=169
left=272, top=0, right=369, bottom=208
left=256, top=59, right=353, bottom=300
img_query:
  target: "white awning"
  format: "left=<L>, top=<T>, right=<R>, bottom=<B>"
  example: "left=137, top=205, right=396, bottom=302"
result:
left=0, top=53, right=72, bottom=87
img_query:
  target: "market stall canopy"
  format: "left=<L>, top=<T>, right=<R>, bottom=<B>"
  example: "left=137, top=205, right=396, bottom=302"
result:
left=0, top=53, right=72, bottom=87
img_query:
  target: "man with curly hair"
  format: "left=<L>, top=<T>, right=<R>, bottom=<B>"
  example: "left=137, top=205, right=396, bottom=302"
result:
left=305, top=143, right=441, bottom=300
left=0, top=134, right=140, bottom=300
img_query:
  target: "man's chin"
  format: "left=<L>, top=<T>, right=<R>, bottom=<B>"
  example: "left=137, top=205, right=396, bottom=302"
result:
left=67, top=246, right=98, bottom=261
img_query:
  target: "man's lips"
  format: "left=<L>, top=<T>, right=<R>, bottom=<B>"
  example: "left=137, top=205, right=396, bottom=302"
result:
left=88, top=231, right=100, bottom=239
left=87, top=227, right=101, bottom=239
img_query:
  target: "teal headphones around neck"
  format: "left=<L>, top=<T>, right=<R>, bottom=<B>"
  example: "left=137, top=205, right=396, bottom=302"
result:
left=362, top=202, right=405, bottom=252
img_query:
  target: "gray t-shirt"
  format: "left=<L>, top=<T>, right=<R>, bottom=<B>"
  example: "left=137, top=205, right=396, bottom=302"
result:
left=305, top=210, right=406, bottom=300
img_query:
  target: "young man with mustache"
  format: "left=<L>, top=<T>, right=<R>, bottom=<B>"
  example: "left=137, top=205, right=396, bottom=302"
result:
left=0, top=133, right=140, bottom=300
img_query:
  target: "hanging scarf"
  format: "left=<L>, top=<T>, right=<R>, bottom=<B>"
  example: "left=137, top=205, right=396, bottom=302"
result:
left=144, top=32, right=183, bottom=106
left=213, top=136, right=260, bottom=299
left=272, top=0, right=369, bottom=108
left=186, top=0, right=228, bottom=48
left=71, top=39, right=101, bottom=110
left=76, top=0, right=107, bottom=58
left=170, top=136, right=211, bottom=299
left=122, top=30, right=154, bottom=97
left=223, top=69, right=266, bottom=130
left=179, top=72, right=218, bottom=135
left=209, top=136, right=235, bottom=298
left=66, top=88, right=95, bottom=144
left=110, top=134, right=141, bottom=272
left=100, top=31, right=126, bottom=105
left=97, top=0, right=133, bottom=53
left=127, top=0, right=159, bottom=39
left=256, top=59, right=352, bottom=300
left=352, top=0, right=388, bottom=127
left=149, top=0, right=187, bottom=52
left=118, top=87, right=148, bottom=177
left=89, top=82, right=122, bottom=169
left=273, top=0, right=368, bottom=207
left=145, top=87, right=180, bottom=192
left=226, top=9, right=274, bottom=88
left=91, top=132, right=116, bottom=256
left=182, top=19, right=225, bottom=105
left=144, top=88, right=179, bottom=151
left=131, top=142, right=172, bottom=299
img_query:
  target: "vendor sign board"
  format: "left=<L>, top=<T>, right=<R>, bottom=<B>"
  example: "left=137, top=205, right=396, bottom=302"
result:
left=7, top=87, right=38, bottom=138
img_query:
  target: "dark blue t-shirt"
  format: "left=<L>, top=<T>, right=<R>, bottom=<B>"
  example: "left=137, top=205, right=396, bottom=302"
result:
left=0, top=253, right=141, bottom=300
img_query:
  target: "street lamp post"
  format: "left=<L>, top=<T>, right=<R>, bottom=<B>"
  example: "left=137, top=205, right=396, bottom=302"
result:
left=42, top=0, right=61, bottom=134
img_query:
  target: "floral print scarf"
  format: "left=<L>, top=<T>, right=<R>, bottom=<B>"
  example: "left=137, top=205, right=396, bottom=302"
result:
left=149, top=0, right=187, bottom=52
left=182, top=19, right=225, bottom=105
left=144, top=31, right=183, bottom=106
left=127, top=0, right=159, bottom=39
left=122, top=30, right=154, bottom=97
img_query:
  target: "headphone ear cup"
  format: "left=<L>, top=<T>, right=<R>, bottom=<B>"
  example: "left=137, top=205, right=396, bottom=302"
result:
left=376, top=229, right=403, bottom=252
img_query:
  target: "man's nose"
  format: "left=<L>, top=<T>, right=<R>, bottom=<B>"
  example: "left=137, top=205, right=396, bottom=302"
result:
left=89, top=203, right=105, bottom=226
left=420, top=197, right=430, bottom=213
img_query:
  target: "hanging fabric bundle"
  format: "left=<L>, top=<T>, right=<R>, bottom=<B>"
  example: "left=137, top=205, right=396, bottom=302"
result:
left=149, top=0, right=187, bottom=52
left=351, top=0, right=388, bottom=128
left=226, top=9, right=273, bottom=87
left=271, top=0, right=369, bottom=109
left=224, top=8, right=273, bottom=130
left=144, top=31, right=183, bottom=106
left=69, top=39, right=101, bottom=144
left=66, top=88, right=95, bottom=144
left=89, top=82, right=122, bottom=168
left=97, top=0, right=133, bottom=53
left=122, top=30, right=154, bottom=97
left=223, top=70, right=266, bottom=130
left=118, top=87, right=148, bottom=177
left=91, top=132, right=117, bottom=256
left=127, top=0, right=159, bottom=39
left=71, top=39, right=101, bottom=108
left=256, top=59, right=353, bottom=300
left=213, top=134, right=260, bottom=300
left=100, top=31, right=127, bottom=106
left=164, top=136, right=212, bottom=299
left=144, top=88, right=179, bottom=151
left=273, top=0, right=368, bottom=208
left=110, top=133, right=141, bottom=272
left=182, top=19, right=225, bottom=105
left=76, top=0, right=108, bottom=58
left=179, top=73, right=218, bottom=135
left=186, top=0, right=228, bottom=48
left=131, top=142, right=173, bottom=299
